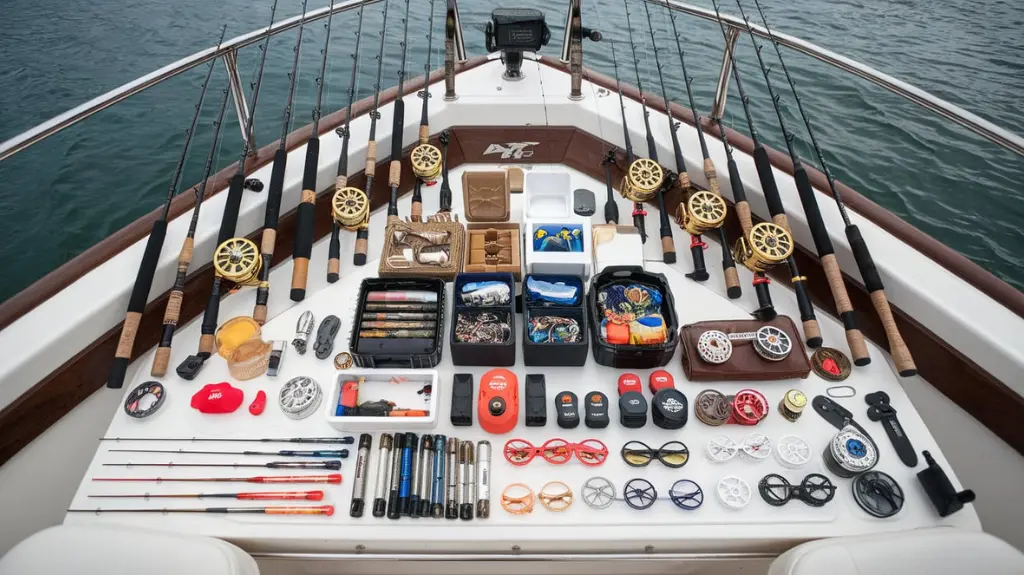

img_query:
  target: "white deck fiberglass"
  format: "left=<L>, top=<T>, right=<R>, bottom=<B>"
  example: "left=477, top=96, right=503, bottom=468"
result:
left=65, top=163, right=979, bottom=556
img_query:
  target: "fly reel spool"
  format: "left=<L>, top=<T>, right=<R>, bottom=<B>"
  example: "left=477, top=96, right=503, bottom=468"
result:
left=410, top=142, right=442, bottom=181
left=213, top=238, right=261, bottom=285
left=733, top=222, right=794, bottom=273
left=620, top=158, right=664, bottom=203
left=331, top=187, right=370, bottom=231
left=674, top=190, right=728, bottom=235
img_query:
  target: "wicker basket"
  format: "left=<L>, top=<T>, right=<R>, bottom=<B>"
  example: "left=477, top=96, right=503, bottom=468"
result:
left=378, top=220, right=465, bottom=281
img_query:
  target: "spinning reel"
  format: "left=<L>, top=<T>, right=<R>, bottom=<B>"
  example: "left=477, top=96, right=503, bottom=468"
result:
left=213, top=238, right=262, bottom=286
left=758, top=473, right=836, bottom=507
left=674, top=190, right=728, bottom=235
left=331, top=186, right=370, bottom=231
left=620, top=158, right=664, bottom=203
left=410, top=142, right=442, bottom=182
left=733, top=222, right=794, bottom=273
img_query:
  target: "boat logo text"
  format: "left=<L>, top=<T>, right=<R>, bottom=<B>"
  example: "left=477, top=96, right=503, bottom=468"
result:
left=483, top=141, right=539, bottom=159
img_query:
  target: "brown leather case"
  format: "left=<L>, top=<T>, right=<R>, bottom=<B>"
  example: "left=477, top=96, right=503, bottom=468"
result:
left=679, top=316, right=812, bottom=381
left=462, top=171, right=510, bottom=222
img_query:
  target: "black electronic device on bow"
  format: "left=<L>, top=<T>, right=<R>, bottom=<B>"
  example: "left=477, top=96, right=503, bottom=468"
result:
left=484, top=8, right=550, bottom=80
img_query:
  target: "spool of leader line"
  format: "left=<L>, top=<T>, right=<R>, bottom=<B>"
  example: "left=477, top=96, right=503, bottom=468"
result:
left=124, top=381, right=166, bottom=419
left=279, top=376, right=322, bottom=420
left=823, top=425, right=878, bottom=478
left=778, top=389, right=807, bottom=422
left=651, top=389, right=688, bottom=430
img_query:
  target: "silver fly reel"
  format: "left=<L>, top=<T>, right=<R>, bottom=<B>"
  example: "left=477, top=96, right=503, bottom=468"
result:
left=278, top=376, right=322, bottom=420
left=823, top=425, right=878, bottom=478
left=697, top=326, right=793, bottom=364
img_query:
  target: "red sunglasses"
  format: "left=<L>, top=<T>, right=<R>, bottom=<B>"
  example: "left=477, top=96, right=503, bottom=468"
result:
left=503, top=438, right=609, bottom=466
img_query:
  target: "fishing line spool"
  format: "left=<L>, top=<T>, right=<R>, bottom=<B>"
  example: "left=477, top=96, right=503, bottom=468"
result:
left=410, top=142, right=442, bottom=181
left=621, top=158, right=664, bottom=203
left=852, top=470, right=904, bottom=518
left=732, top=222, right=794, bottom=273
left=716, top=476, right=752, bottom=509
left=331, top=187, right=370, bottom=230
left=823, top=425, right=878, bottom=478
left=774, top=435, right=812, bottom=468
left=124, top=381, right=166, bottom=419
left=778, top=389, right=807, bottom=422
left=213, top=238, right=262, bottom=285
left=696, top=327, right=792, bottom=364
left=676, top=190, right=728, bottom=235
left=279, top=376, right=323, bottom=420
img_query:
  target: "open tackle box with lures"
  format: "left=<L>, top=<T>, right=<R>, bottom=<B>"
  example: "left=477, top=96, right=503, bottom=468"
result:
left=450, top=273, right=517, bottom=366
left=588, top=266, right=679, bottom=369
left=522, top=273, right=589, bottom=366
left=325, top=369, right=439, bottom=431
left=349, top=277, right=446, bottom=368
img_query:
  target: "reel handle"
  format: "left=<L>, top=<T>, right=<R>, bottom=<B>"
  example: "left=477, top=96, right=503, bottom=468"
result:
left=685, top=235, right=709, bottom=282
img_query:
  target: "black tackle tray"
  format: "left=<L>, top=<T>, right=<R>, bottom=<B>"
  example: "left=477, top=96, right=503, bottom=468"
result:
left=587, top=266, right=679, bottom=369
left=450, top=272, right=517, bottom=366
left=522, top=274, right=589, bottom=366
left=350, top=277, right=445, bottom=369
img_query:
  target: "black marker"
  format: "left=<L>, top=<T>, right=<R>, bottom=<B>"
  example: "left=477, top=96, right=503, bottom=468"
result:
left=386, top=434, right=405, bottom=519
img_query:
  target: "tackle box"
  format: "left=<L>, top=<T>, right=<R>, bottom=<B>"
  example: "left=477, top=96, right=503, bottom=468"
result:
left=587, top=266, right=679, bottom=369
left=522, top=273, right=589, bottom=366
left=349, top=277, right=445, bottom=369
left=450, top=273, right=517, bottom=367
left=325, top=369, right=439, bottom=431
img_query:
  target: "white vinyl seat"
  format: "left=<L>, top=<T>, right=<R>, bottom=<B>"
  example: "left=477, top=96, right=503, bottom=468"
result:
left=0, top=524, right=259, bottom=575
left=768, top=527, right=1024, bottom=575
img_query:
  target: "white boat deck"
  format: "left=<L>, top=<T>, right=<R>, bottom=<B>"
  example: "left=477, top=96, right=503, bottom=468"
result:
left=65, top=162, right=979, bottom=557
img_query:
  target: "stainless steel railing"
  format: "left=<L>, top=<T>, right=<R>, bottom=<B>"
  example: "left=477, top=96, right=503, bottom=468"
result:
left=0, top=0, right=469, bottom=162
left=559, top=0, right=1024, bottom=157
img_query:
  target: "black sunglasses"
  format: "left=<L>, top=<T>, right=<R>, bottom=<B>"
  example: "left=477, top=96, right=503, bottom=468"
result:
left=620, top=440, right=690, bottom=468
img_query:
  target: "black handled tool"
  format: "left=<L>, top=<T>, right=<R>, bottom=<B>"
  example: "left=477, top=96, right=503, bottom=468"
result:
left=865, top=391, right=917, bottom=467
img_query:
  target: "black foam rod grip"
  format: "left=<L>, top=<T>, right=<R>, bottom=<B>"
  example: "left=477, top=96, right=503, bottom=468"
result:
left=328, top=227, right=341, bottom=260
left=219, top=173, right=245, bottom=245
left=753, top=146, right=784, bottom=219
left=201, top=279, right=223, bottom=336
left=792, top=276, right=816, bottom=323
left=727, top=157, right=748, bottom=203
left=302, top=138, right=320, bottom=191
left=793, top=165, right=834, bottom=257
left=265, top=148, right=288, bottom=227
left=390, top=100, right=405, bottom=160
left=846, top=225, right=884, bottom=293
left=688, top=239, right=709, bottom=282
left=127, top=220, right=167, bottom=313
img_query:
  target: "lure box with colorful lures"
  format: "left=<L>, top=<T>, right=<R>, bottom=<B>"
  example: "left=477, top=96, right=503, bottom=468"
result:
left=324, top=369, right=438, bottom=432
left=522, top=274, right=589, bottom=366
left=450, top=273, right=516, bottom=366
left=587, top=267, right=679, bottom=369
left=349, top=278, right=445, bottom=369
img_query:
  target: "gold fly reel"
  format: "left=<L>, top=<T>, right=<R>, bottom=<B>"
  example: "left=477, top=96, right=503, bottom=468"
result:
left=677, top=190, right=728, bottom=235
left=620, top=158, right=664, bottom=202
left=733, top=222, right=794, bottom=273
left=213, top=238, right=262, bottom=285
left=410, top=143, right=442, bottom=180
left=332, top=186, right=370, bottom=230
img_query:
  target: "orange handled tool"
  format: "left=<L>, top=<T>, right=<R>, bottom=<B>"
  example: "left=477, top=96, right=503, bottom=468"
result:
left=265, top=505, right=335, bottom=516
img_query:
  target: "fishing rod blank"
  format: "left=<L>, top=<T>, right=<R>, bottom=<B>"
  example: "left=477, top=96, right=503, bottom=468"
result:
left=386, top=0, right=413, bottom=224
left=100, top=436, right=355, bottom=445
left=103, top=461, right=342, bottom=470
left=88, top=490, right=324, bottom=500
left=254, top=0, right=310, bottom=320
left=734, top=0, right=868, bottom=364
left=329, top=1, right=368, bottom=281
left=109, top=448, right=348, bottom=458
left=409, top=0, right=442, bottom=223
left=176, top=0, right=280, bottom=380
left=749, top=0, right=915, bottom=375
left=92, top=474, right=343, bottom=484
left=68, top=505, right=335, bottom=516
left=289, top=0, right=335, bottom=302
left=108, top=26, right=227, bottom=388
left=710, top=0, right=821, bottom=347
left=607, top=37, right=647, bottom=243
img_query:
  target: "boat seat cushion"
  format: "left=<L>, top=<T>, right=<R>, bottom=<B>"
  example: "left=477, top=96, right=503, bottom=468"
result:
left=0, top=524, right=259, bottom=575
left=768, top=527, right=1024, bottom=575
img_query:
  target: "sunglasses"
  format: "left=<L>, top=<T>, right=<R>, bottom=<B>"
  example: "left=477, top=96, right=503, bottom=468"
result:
left=503, top=438, right=609, bottom=466
left=620, top=440, right=690, bottom=468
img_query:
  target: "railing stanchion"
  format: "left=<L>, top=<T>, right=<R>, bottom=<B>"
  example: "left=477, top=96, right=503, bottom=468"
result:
left=711, top=26, right=740, bottom=120
left=222, top=49, right=255, bottom=154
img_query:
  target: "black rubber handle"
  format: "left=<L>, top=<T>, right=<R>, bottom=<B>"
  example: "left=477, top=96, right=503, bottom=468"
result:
left=128, top=220, right=167, bottom=314
left=793, top=165, right=834, bottom=257
left=390, top=100, right=405, bottom=160
left=327, top=225, right=341, bottom=283
left=753, top=146, right=784, bottom=218
left=292, top=204, right=315, bottom=261
left=633, top=208, right=647, bottom=244
left=201, top=278, right=223, bottom=337
left=219, top=173, right=245, bottom=245
left=302, top=138, right=320, bottom=192
left=847, top=224, right=884, bottom=293
left=266, top=148, right=288, bottom=228
left=752, top=277, right=776, bottom=321
left=686, top=236, right=709, bottom=282
left=727, top=156, right=748, bottom=203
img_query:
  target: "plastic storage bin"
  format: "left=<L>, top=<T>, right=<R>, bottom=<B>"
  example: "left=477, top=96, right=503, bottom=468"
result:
left=349, top=277, right=446, bottom=368
left=450, top=273, right=516, bottom=366
left=522, top=274, right=589, bottom=366
left=587, top=266, right=679, bottom=369
left=325, top=369, right=439, bottom=431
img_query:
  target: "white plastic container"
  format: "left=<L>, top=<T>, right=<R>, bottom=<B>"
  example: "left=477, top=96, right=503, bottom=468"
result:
left=325, top=369, right=439, bottom=431
left=524, top=172, right=592, bottom=278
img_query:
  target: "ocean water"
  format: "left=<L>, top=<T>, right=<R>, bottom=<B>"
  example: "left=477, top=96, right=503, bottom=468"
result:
left=0, top=0, right=1022, bottom=302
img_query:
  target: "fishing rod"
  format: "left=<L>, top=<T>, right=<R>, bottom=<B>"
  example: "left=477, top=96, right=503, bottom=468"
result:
left=749, top=0, right=914, bottom=375
left=385, top=0, right=413, bottom=225
left=713, top=116, right=776, bottom=315
left=653, top=4, right=740, bottom=296
left=409, top=0, right=442, bottom=224
left=150, top=71, right=233, bottom=377
left=100, top=436, right=355, bottom=445
left=103, top=461, right=342, bottom=470
left=328, top=2, right=368, bottom=282
left=88, top=490, right=324, bottom=500
left=427, top=129, right=454, bottom=221
left=602, top=151, right=619, bottom=223
left=621, top=0, right=671, bottom=260
left=107, top=26, right=226, bottom=388
left=733, top=0, right=866, bottom=363
left=248, top=0, right=309, bottom=315
left=607, top=38, right=647, bottom=242
left=176, top=1, right=279, bottom=380
left=68, top=505, right=335, bottom=516
left=288, top=0, right=333, bottom=302
left=109, top=448, right=348, bottom=458
left=92, top=474, right=342, bottom=484
left=710, top=0, right=821, bottom=347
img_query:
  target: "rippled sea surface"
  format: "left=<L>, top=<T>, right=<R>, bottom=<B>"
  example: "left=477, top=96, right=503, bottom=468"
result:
left=1, top=0, right=1022, bottom=302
